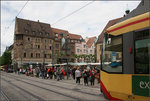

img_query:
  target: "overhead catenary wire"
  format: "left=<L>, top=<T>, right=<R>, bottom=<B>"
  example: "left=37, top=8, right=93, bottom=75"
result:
left=5, top=0, right=30, bottom=30
left=52, top=0, right=95, bottom=26
left=2, top=0, right=30, bottom=56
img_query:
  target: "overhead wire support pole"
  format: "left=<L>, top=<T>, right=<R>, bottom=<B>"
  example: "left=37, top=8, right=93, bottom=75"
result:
left=52, top=0, right=95, bottom=26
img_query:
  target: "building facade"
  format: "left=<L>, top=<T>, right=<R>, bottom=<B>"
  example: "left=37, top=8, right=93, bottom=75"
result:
left=86, top=37, right=97, bottom=55
left=52, top=28, right=83, bottom=63
left=13, top=17, right=54, bottom=68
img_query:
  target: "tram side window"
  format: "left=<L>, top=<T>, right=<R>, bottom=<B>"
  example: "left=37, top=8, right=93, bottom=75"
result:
left=102, top=34, right=122, bottom=73
left=135, top=29, right=150, bottom=74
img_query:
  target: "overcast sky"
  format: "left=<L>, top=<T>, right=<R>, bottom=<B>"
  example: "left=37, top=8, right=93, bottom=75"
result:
left=1, top=0, right=140, bottom=55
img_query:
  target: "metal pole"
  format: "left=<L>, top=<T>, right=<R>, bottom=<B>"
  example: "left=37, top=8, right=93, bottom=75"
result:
left=66, top=37, right=69, bottom=80
left=43, top=51, right=45, bottom=68
left=52, top=41, right=54, bottom=66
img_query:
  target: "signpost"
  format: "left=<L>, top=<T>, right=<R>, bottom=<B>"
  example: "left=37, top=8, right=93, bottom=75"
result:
left=132, top=75, right=150, bottom=97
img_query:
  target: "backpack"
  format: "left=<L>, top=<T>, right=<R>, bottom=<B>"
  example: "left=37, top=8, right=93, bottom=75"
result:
left=83, top=71, right=88, bottom=77
left=84, top=73, right=87, bottom=77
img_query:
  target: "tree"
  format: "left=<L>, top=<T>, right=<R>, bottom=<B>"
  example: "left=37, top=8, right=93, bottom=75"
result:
left=0, top=52, right=12, bottom=66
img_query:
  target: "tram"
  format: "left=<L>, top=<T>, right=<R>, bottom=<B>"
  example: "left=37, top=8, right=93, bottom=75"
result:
left=100, top=12, right=150, bottom=100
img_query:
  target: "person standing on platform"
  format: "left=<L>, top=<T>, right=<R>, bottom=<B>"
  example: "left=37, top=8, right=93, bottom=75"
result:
left=75, top=67, right=81, bottom=84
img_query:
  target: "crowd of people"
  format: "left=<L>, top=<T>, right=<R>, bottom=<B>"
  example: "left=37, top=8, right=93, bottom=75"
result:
left=15, top=65, right=100, bottom=86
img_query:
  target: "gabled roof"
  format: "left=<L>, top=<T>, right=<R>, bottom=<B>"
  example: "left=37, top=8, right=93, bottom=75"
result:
left=97, top=17, right=122, bottom=44
left=87, top=36, right=96, bottom=48
left=15, top=17, right=54, bottom=38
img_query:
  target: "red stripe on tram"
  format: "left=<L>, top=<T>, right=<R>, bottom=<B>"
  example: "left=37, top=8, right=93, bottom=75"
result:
left=108, top=17, right=150, bottom=33
left=100, top=80, right=122, bottom=101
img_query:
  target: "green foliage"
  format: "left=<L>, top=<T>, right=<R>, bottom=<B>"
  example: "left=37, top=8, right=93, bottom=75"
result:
left=0, top=52, right=12, bottom=66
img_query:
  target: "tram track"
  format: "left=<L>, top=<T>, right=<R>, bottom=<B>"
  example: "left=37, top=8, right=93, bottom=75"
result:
left=1, top=74, right=83, bottom=100
left=2, top=73, right=101, bottom=97
left=1, top=89, right=11, bottom=101
left=1, top=78, right=45, bottom=101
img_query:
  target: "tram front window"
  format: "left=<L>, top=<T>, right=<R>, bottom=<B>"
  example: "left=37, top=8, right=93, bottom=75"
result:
left=102, top=33, right=122, bottom=73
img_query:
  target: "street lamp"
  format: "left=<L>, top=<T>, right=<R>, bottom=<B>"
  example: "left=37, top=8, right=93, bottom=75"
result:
left=60, top=33, right=70, bottom=80
left=65, top=35, right=69, bottom=80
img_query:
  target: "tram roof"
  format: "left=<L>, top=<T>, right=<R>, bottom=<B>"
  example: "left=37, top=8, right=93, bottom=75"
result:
left=106, top=12, right=150, bottom=36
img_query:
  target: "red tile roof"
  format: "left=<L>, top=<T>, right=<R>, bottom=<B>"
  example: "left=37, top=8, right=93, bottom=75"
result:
left=97, top=17, right=122, bottom=44
left=51, top=27, right=69, bottom=40
left=87, top=36, right=96, bottom=48
left=52, top=28, right=83, bottom=40
left=68, top=33, right=82, bottom=40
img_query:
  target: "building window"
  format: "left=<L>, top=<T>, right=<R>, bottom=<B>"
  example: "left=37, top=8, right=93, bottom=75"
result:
left=55, top=44, right=59, bottom=49
left=50, top=46, right=52, bottom=50
left=32, top=31, right=35, bottom=34
left=38, top=39, right=40, bottom=42
left=31, top=53, right=33, bottom=58
left=44, top=54, right=47, bottom=58
left=77, top=49, right=80, bottom=53
left=24, top=53, right=26, bottom=58
left=45, top=46, right=46, bottom=49
left=50, top=40, right=52, bottom=44
left=31, top=44, right=33, bottom=48
left=45, top=32, right=49, bottom=36
left=16, top=35, right=23, bottom=40
left=36, top=53, right=40, bottom=58
left=84, top=45, right=86, bottom=48
left=28, top=37, right=30, bottom=41
left=90, top=50, right=92, bottom=53
left=45, top=40, right=46, bottom=43
left=25, top=29, right=29, bottom=34
left=84, top=49, right=86, bottom=53
left=72, top=52, right=74, bottom=55
left=40, top=32, right=42, bottom=35
left=49, top=54, right=51, bottom=59
left=38, top=45, right=40, bottom=49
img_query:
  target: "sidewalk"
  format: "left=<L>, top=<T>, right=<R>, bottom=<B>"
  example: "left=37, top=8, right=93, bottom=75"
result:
left=12, top=72, right=100, bottom=89
left=56, top=76, right=100, bottom=89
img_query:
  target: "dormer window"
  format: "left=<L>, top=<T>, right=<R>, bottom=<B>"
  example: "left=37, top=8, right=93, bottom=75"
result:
left=32, top=31, right=35, bottom=34
left=25, top=29, right=29, bottom=34
left=27, top=22, right=31, bottom=27
left=45, top=32, right=49, bottom=36
left=40, top=32, right=42, bottom=35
